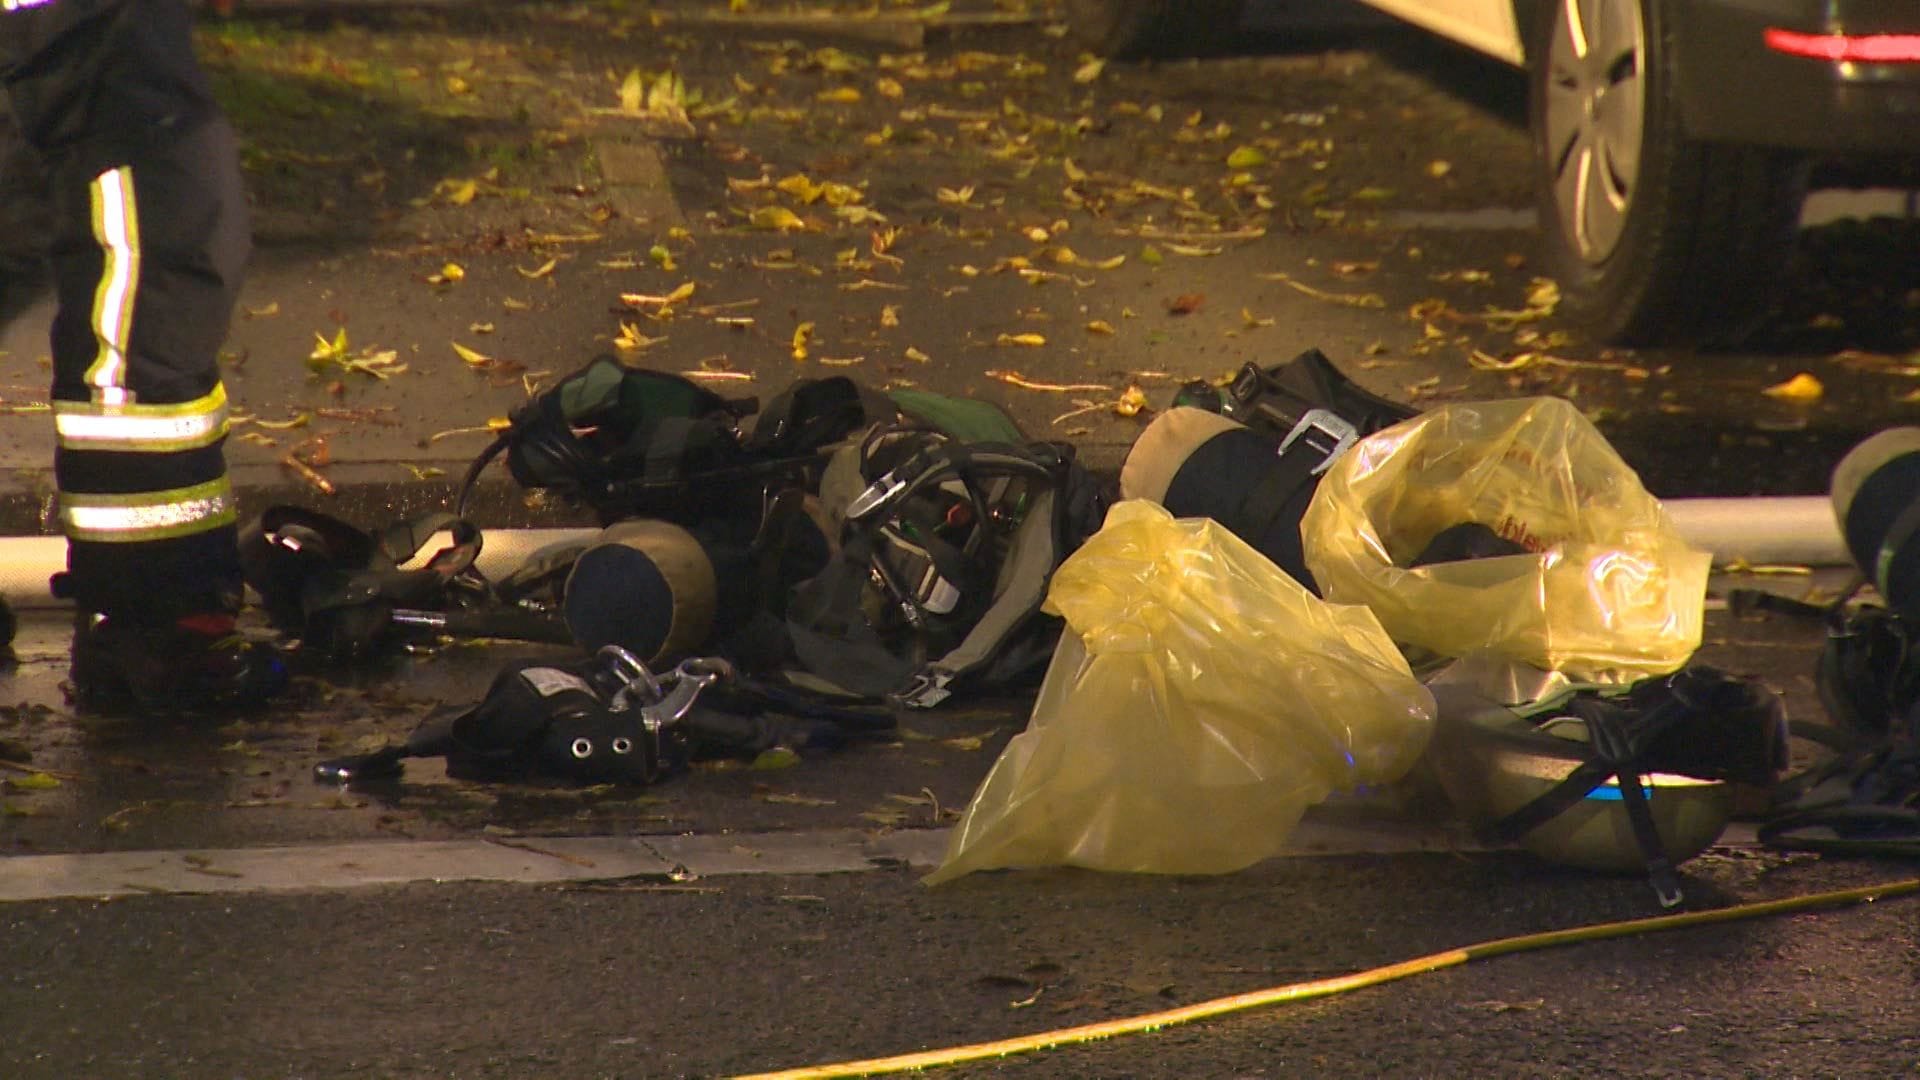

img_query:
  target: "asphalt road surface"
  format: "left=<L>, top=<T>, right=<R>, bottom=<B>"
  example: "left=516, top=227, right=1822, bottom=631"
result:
left=3, top=3, right=1919, bottom=1077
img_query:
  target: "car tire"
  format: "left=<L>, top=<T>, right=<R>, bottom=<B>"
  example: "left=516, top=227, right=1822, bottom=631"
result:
left=1530, top=0, right=1810, bottom=347
left=1067, top=0, right=1246, bottom=60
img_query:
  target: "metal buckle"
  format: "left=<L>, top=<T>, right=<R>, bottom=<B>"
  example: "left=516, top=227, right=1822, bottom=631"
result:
left=893, top=668, right=955, bottom=709
left=1277, top=408, right=1358, bottom=476
left=846, top=469, right=908, bottom=520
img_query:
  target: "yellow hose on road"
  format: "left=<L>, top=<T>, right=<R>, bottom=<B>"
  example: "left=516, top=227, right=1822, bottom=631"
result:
left=732, top=876, right=1920, bottom=1079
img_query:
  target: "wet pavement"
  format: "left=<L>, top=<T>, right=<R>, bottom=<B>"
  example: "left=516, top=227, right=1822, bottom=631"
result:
left=4, top=2, right=1920, bottom=1076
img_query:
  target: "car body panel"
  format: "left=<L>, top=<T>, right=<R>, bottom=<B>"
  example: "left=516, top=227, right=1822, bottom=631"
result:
left=1348, top=0, right=1920, bottom=155
left=1350, top=0, right=1527, bottom=65
left=1673, top=0, right=1920, bottom=151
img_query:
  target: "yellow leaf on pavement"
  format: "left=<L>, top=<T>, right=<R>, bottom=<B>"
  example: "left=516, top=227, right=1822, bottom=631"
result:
left=778, top=174, right=824, bottom=203
left=995, top=332, right=1046, bottom=347
left=517, top=258, right=558, bottom=279
left=751, top=206, right=808, bottom=232
left=452, top=342, right=491, bottom=366
left=1226, top=145, right=1267, bottom=169
left=1761, top=372, right=1824, bottom=402
left=791, top=321, right=815, bottom=362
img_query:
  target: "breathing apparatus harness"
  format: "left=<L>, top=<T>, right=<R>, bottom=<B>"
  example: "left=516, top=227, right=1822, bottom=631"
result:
left=454, top=356, right=887, bottom=526
left=1732, top=584, right=1920, bottom=858
left=314, top=647, right=895, bottom=787
left=786, top=424, right=1104, bottom=709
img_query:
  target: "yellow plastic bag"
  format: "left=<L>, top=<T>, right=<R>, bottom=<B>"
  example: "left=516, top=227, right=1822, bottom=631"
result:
left=1300, top=396, right=1709, bottom=683
left=924, top=501, right=1436, bottom=883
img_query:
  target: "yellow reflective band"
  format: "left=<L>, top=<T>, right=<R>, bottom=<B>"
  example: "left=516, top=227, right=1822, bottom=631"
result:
left=58, top=478, right=237, bottom=544
left=55, top=383, right=230, bottom=452
left=85, top=166, right=140, bottom=398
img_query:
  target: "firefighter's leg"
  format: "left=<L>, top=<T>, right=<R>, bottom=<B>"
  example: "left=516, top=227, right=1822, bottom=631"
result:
left=3, top=0, right=285, bottom=710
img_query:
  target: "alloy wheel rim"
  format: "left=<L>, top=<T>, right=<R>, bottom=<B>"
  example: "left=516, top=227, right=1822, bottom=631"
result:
left=1541, top=0, right=1647, bottom=264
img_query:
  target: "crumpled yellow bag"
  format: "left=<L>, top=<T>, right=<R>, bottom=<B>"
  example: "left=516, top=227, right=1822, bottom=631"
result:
left=924, top=501, right=1436, bottom=884
left=1300, top=396, right=1709, bottom=683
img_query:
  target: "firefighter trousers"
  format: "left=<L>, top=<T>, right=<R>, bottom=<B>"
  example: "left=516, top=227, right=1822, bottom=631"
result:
left=1, top=0, right=249, bottom=621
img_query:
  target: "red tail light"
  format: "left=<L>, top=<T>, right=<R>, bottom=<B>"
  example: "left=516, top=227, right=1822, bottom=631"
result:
left=1764, top=28, right=1920, bottom=63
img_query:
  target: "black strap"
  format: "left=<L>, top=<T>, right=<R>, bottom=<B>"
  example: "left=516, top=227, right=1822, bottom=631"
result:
left=1229, top=441, right=1323, bottom=546
left=1484, top=695, right=1699, bottom=905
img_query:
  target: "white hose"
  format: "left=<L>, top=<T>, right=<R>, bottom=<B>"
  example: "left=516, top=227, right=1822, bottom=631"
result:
left=0, top=500, right=1853, bottom=608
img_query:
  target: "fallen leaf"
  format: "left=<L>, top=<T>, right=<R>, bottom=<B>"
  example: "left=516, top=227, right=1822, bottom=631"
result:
left=1086, top=320, right=1116, bottom=335
left=1761, top=373, right=1824, bottom=402
left=1226, top=145, right=1267, bottom=169
left=995, top=332, right=1047, bottom=347
left=252, top=412, right=313, bottom=431
left=791, top=321, right=815, bottom=362
left=1260, top=272, right=1385, bottom=309
left=1113, top=385, right=1149, bottom=417
left=1168, top=294, right=1205, bottom=315
left=751, top=747, right=802, bottom=771
left=987, top=370, right=1110, bottom=392
left=615, top=321, right=665, bottom=352
left=756, top=792, right=837, bottom=807
left=452, top=342, right=491, bottom=366
left=517, top=258, right=559, bottom=279
left=750, top=205, right=808, bottom=232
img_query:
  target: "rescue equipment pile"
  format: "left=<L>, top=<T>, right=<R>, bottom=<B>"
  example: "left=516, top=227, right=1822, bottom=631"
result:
left=277, top=349, right=1917, bottom=905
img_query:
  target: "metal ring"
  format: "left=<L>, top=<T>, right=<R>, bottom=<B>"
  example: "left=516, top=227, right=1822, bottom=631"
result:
left=570, top=737, right=593, bottom=759
left=611, top=737, right=633, bottom=755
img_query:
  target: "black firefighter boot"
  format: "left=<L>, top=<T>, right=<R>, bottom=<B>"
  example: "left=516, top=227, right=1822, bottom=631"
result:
left=69, top=609, right=289, bottom=716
